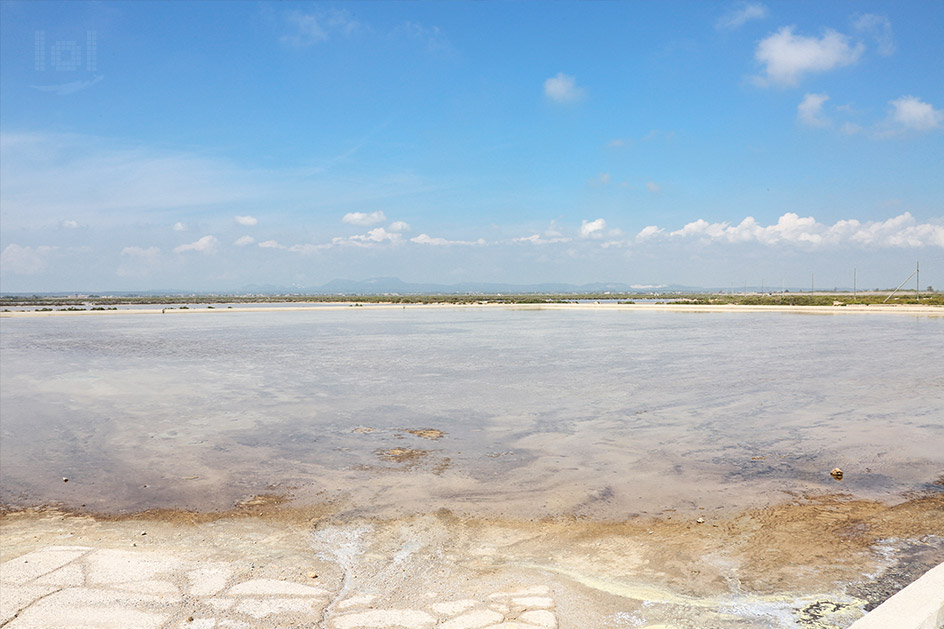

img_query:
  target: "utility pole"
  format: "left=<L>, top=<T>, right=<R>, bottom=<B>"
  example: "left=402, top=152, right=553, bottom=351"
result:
left=811, top=272, right=814, bottom=294
left=853, top=268, right=857, bottom=302
left=916, top=261, right=920, bottom=302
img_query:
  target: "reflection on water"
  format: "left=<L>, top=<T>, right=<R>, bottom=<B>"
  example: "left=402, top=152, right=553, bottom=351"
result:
left=1, top=308, right=941, bottom=517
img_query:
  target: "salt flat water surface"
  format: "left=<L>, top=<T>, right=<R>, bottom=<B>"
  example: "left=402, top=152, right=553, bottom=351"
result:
left=1, top=307, right=942, bottom=517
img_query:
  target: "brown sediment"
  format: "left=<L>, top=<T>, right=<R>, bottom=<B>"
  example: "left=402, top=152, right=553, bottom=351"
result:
left=1, top=490, right=941, bottom=624
left=375, top=447, right=431, bottom=465
left=403, top=428, right=446, bottom=440
left=4, top=492, right=941, bottom=587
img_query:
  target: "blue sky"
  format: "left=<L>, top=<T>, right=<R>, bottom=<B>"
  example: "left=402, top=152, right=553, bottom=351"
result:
left=1, top=1, right=942, bottom=292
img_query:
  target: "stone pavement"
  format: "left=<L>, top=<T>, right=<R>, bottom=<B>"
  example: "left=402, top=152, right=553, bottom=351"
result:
left=0, top=545, right=560, bottom=628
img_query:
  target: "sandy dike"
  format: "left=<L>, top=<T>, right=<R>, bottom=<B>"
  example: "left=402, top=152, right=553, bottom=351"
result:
left=2, top=491, right=943, bottom=628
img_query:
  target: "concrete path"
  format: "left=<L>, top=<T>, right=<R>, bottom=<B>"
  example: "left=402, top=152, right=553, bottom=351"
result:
left=0, top=545, right=559, bottom=628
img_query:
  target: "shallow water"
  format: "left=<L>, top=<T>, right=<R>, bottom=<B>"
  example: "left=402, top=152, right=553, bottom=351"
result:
left=1, top=307, right=941, bottom=517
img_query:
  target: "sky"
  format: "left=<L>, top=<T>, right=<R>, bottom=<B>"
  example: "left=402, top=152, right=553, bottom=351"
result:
left=1, top=1, right=942, bottom=293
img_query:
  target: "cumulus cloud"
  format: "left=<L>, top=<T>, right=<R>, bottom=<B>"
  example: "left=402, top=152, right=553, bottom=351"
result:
left=797, top=93, right=831, bottom=127
left=342, top=211, right=386, bottom=226
left=646, top=181, right=662, bottom=193
left=350, top=227, right=402, bottom=244
left=235, top=215, right=258, bottom=226
left=388, top=221, right=411, bottom=232
left=544, top=73, right=585, bottom=104
left=173, top=222, right=186, bottom=231
left=639, top=212, right=942, bottom=248
left=580, top=218, right=607, bottom=239
left=258, top=240, right=283, bottom=249
left=411, top=234, right=485, bottom=246
left=596, top=173, right=611, bottom=185
left=0, top=244, right=58, bottom=274
left=61, top=220, right=79, bottom=229
left=716, top=3, right=768, bottom=31
left=754, top=27, right=864, bottom=87
left=636, top=225, right=665, bottom=241
left=853, top=14, right=895, bottom=56
left=234, top=235, right=255, bottom=246
left=513, top=233, right=568, bottom=245
left=174, top=235, right=219, bottom=254
left=888, top=96, right=942, bottom=132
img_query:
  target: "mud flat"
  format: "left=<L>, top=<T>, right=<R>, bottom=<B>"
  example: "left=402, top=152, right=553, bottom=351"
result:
left=2, top=307, right=942, bottom=626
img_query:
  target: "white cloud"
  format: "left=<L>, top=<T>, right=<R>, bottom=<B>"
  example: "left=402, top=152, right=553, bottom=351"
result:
left=596, top=172, right=611, bottom=185
left=512, top=222, right=572, bottom=245
left=888, top=96, right=942, bottom=132
left=61, top=220, right=79, bottom=229
left=646, top=181, right=661, bottom=194
left=388, top=221, right=411, bottom=232
left=0, top=244, right=58, bottom=274
left=754, top=27, right=864, bottom=87
left=716, top=3, right=768, bottom=31
left=797, top=93, right=831, bottom=127
left=121, top=245, right=160, bottom=258
left=606, top=139, right=626, bottom=148
left=174, top=235, right=219, bottom=254
left=643, top=212, right=943, bottom=248
left=173, top=222, right=186, bottom=231
left=342, top=211, right=386, bottom=226
left=411, top=234, right=448, bottom=246
left=1, top=132, right=433, bottom=235
left=544, top=73, right=585, bottom=104
left=235, top=215, right=258, bottom=226
left=580, top=218, right=607, bottom=239
left=853, top=14, right=895, bottom=56
left=410, top=233, right=483, bottom=246
left=0, top=132, right=264, bottom=228
left=253, top=239, right=326, bottom=254
left=280, top=10, right=359, bottom=48
left=234, top=235, right=255, bottom=246
left=636, top=225, right=664, bottom=241
left=350, top=227, right=402, bottom=244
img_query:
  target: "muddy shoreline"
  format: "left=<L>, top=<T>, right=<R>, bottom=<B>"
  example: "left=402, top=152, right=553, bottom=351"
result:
left=2, top=490, right=942, bottom=627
